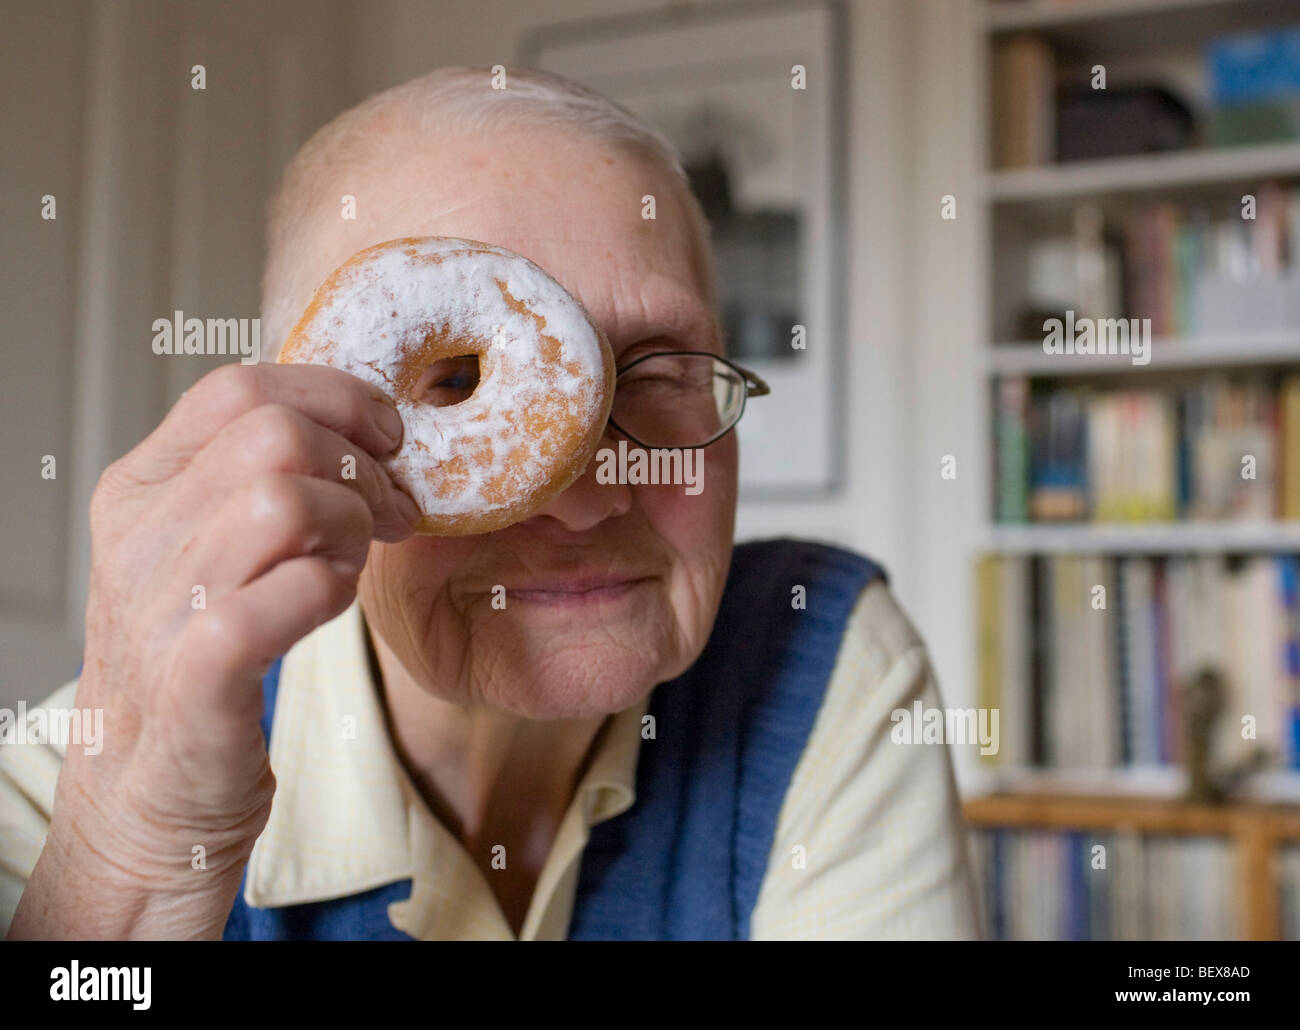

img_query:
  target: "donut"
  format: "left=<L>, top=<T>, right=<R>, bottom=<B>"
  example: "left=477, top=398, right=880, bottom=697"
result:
left=278, top=236, right=615, bottom=535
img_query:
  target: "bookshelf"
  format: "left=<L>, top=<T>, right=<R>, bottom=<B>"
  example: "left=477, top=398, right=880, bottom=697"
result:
left=987, top=139, right=1300, bottom=201
left=989, top=330, right=1300, bottom=374
left=970, top=0, right=1300, bottom=939
left=986, top=520, right=1300, bottom=554
left=965, top=794, right=1300, bottom=939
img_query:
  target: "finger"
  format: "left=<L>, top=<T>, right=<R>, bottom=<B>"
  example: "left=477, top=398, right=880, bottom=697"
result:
left=177, top=555, right=360, bottom=735
left=122, top=363, right=404, bottom=483
left=176, top=474, right=376, bottom=599
left=184, top=402, right=420, bottom=542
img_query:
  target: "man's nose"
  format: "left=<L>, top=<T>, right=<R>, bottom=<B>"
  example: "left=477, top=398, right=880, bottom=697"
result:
left=524, top=424, right=630, bottom=533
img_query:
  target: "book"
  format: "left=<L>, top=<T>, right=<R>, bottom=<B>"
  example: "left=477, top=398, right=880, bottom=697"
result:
left=995, top=376, right=1030, bottom=523
left=976, top=555, right=1002, bottom=766
left=1283, top=377, right=1300, bottom=520
left=1000, top=556, right=1033, bottom=767
left=1029, top=389, right=1087, bottom=520
left=970, top=827, right=1242, bottom=940
left=991, top=34, right=1055, bottom=169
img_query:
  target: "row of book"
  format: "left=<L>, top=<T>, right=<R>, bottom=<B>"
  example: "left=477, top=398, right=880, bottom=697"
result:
left=969, top=828, right=1246, bottom=940
left=974, top=554, right=1300, bottom=771
left=1008, top=187, right=1300, bottom=341
left=1122, top=186, right=1300, bottom=339
left=995, top=375, right=1300, bottom=523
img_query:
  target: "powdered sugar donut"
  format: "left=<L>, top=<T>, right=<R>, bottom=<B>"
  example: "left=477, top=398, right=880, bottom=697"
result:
left=278, top=236, right=615, bottom=535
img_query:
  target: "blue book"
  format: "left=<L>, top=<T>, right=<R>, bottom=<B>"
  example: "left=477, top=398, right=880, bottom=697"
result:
left=1279, top=556, right=1300, bottom=770
left=1208, top=27, right=1300, bottom=106
left=1065, top=832, right=1088, bottom=941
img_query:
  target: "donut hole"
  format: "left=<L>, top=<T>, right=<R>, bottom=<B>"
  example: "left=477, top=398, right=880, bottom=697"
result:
left=412, top=354, right=480, bottom=407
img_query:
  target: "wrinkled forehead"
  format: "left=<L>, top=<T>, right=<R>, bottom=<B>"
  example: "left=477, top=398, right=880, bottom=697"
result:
left=304, top=130, right=718, bottom=355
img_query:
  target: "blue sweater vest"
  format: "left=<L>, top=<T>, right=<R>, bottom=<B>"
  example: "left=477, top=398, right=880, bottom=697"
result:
left=222, top=538, right=885, bottom=940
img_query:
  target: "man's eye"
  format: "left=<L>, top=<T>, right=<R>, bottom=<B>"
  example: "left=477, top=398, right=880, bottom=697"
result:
left=414, top=355, right=480, bottom=407
left=621, top=372, right=681, bottom=386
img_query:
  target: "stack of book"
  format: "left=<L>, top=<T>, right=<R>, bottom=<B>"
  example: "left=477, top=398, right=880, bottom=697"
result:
left=969, top=828, right=1240, bottom=940
left=975, top=553, right=1300, bottom=770
left=995, top=375, right=1300, bottom=523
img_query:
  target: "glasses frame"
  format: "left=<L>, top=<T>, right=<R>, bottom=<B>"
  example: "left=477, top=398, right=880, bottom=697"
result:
left=607, top=350, right=772, bottom=451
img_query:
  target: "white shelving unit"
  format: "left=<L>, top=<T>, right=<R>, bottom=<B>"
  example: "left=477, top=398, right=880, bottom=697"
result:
left=972, top=0, right=1300, bottom=808
left=986, top=520, right=1300, bottom=555
left=988, top=331, right=1300, bottom=375
left=986, top=139, right=1300, bottom=202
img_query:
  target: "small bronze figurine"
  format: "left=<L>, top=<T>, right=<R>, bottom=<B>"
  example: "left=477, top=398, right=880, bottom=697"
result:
left=1181, top=666, right=1273, bottom=805
left=1183, top=668, right=1225, bottom=804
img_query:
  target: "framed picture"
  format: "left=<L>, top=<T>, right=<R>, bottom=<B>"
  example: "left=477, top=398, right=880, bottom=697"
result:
left=520, top=0, right=848, bottom=499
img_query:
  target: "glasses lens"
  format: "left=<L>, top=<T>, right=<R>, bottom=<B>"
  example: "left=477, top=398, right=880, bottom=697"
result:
left=613, top=354, right=744, bottom=448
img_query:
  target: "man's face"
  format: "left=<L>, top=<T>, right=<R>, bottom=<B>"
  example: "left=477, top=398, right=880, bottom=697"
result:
left=299, top=127, right=737, bottom=719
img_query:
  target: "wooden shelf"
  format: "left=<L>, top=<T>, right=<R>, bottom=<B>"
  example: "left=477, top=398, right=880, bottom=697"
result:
left=986, top=141, right=1300, bottom=204
left=986, top=332, right=1300, bottom=376
left=984, top=521, right=1300, bottom=554
left=965, top=791, right=1300, bottom=836
left=964, top=791, right=1300, bottom=938
left=973, top=764, right=1300, bottom=802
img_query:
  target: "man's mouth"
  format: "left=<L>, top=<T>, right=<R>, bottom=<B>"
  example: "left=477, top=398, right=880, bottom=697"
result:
left=504, top=575, right=655, bottom=607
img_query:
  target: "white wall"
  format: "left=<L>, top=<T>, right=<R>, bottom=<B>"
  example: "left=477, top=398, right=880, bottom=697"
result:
left=0, top=0, right=358, bottom=700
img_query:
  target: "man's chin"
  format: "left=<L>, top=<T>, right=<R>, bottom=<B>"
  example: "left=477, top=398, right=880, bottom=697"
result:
left=482, top=635, right=681, bottom=720
left=497, top=669, right=658, bottom=721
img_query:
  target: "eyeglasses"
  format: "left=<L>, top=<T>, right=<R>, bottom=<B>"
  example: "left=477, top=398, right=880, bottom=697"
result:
left=607, top=351, right=770, bottom=450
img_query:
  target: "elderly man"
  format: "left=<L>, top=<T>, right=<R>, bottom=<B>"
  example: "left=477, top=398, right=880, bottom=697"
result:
left=2, top=66, right=979, bottom=940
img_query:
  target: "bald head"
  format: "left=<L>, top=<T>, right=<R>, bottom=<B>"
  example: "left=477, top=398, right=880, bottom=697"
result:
left=261, top=65, right=715, bottom=357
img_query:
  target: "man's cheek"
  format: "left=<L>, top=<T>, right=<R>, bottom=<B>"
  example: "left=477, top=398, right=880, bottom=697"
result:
left=641, top=471, right=734, bottom=542
left=362, top=540, right=445, bottom=614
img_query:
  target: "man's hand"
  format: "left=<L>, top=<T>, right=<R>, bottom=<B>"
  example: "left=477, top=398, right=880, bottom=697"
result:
left=9, top=362, right=420, bottom=940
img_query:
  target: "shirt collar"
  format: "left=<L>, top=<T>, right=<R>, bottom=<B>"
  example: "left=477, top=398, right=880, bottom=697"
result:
left=243, top=601, right=647, bottom=909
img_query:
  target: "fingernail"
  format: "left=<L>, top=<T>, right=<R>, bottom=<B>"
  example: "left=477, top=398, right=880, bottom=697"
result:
left=372, top=399, right=404, bottom=446
left=394, top=488, right=422, bottom=528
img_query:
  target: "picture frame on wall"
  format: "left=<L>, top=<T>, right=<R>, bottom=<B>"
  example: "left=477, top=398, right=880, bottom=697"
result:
left=519, top=0, right=848, bottom=499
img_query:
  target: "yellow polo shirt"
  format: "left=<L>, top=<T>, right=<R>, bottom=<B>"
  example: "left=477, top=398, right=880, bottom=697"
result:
left=0, top=580, right=980, bottom=940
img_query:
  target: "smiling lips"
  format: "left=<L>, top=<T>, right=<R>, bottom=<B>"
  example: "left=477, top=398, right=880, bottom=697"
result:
left=504, top=574, right=654, bottom=606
